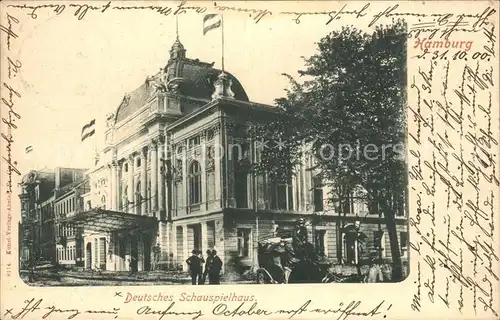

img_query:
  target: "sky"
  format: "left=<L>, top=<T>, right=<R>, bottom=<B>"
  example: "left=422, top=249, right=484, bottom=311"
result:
left=9, top=1, right=376, bottom=183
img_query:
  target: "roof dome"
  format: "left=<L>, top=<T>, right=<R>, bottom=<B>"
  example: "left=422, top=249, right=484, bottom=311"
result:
left=114, top=39, right=248, bottom=124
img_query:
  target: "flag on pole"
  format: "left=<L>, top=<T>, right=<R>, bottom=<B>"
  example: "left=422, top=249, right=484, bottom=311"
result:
left=25, top=145, right=33, bottom=154
left=203, top=14, right=221, bottom=35
left=81, top=119, right=96, bottom=141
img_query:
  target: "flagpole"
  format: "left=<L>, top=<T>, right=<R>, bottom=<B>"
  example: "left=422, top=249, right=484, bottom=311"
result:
left=221, top=13, right=225, bottom=72
left=176, top=14, right=179, bottom=39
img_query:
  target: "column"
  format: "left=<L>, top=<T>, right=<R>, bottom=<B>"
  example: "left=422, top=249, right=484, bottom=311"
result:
left=303, top=154, right=311, bottom=210
left=166, top=222, right=172, bottom=267
left=115, top=238, right=121, bottom=270
left=158, top=135, right=165, bottom=218
left=110, top=161, right=117, bottom=210
left=151, top=140, right=158, bottom=215
left=116, top=160, right=122, bottom=211
left=141, top=148, right=147, bottom=215
left=138, top=235, right=144, bottom=271
left=182, top=143, right=188, bottom=214
left=225, top=124, right=235, bottom=207
left=292, top=174, right=298, bottom=211
left=182, top=225, right=188, bottom=272
left=170, top=223, right=176, bottom=268
left=127, top=155, right=134, bottom=214
left=200, top=133, right=207, bottom=210
left=214, top=124, right=222, bottom=205
left=107, top=235, right=114, bottom=271
left=201, top=222, right=208, bottom=256
left=165, top=133, right=171, bottom=220
left=121, top=161, right=127, bottom=211
left=158, top=221, right=168, bottom=260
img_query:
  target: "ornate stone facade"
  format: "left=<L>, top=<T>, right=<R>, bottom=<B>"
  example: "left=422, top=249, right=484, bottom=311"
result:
left=48, top=37, right=408, bottom=274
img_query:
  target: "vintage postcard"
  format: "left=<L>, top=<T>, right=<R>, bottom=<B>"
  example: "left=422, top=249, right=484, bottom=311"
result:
left=0, top=0, right=498, bottom=319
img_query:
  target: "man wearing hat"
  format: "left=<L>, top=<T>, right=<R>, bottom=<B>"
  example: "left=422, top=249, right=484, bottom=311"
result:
left=292, top=218, right=308, bottom=259
left=209, top=250, right=223, bottom=285
left=186, top=249, right=203, bottom=285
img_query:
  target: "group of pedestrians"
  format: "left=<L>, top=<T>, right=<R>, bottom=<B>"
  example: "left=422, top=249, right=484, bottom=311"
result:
left=186, top=249, right=222, bottom=285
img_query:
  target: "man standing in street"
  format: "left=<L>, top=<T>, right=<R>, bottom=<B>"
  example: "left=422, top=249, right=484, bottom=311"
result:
left=209, top=250, right=223, bottom=284
left=186, top=250, right=202, bottom=285
left=197, top=250, right=205, bottom=285
left=202, top=249, right=213, bottom=284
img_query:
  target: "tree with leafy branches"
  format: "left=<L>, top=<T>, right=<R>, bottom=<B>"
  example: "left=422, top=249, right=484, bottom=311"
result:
left=246, top=20, right=407, bottom=281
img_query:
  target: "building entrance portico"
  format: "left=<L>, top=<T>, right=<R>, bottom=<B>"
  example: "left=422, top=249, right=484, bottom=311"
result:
left=62, top=208, right=157, bottom=271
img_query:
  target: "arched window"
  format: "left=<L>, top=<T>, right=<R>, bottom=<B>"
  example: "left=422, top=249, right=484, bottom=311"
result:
left=189, top=161, right=202, bottom=205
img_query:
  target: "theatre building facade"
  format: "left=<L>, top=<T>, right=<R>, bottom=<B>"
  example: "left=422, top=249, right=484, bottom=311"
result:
left=22, top=38, right=408, bottom=274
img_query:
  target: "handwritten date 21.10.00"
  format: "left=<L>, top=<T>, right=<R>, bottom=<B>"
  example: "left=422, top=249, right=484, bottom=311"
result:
left=416, top=49, right=491, bottom=61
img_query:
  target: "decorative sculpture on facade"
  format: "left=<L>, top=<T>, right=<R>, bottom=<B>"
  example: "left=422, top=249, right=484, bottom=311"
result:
left=105, top=113, right=115, bottom=128
left=166, top=77, right=183, bottom=94
left=212, top=72, right=235, bottom=100
left=147, top=75, right=167, bottom=94
left=206, top=146, right=215, bottom=170
left=122, top=93, right=131, bottom=107
left=174, top=159, right=183, bottom=179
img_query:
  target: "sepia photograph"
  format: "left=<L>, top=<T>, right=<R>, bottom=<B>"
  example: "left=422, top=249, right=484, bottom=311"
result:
left=15, top=9, right=409, bottom=287
left=2, top=1, right=499, bottom=319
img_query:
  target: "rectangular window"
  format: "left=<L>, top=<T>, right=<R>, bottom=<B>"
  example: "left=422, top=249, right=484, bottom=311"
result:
left=271, top=181, right=293, bottom=210
left=400, top=231, right=408, bottom=257
left=342, top=193, right=352, bottom=214
left=395, top=192, right=406, bottom=217
left=374, top=230, right=384, bottom=252
left=237, top=228, right=251, bottom=258
left=313, top=187, right=323, bottom=212
left=313, top=176, right=323, bottom=212
left=189, top=136, right=200, bottom=148
left=314, top=230, right=326, bottom=255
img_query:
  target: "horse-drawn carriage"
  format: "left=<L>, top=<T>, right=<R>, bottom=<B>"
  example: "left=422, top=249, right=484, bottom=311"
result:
left=255, top=236, right=335, bottom=284
left=254, top=217, right=373, bottom=284
left=255, top=237, right=294, bottom=284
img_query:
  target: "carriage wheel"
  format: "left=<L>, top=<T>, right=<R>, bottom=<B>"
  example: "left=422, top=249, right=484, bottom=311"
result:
left=256, top=269, right=268, bottom=284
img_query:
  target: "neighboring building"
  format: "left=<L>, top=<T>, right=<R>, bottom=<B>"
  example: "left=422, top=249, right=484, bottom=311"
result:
left=57, top=36, right=408, bottom=275
left=18, top=167, right=87, bottom=268
left=53, top=178, right=90, bottom=268
left=19, top=168, right=55, bottom=266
